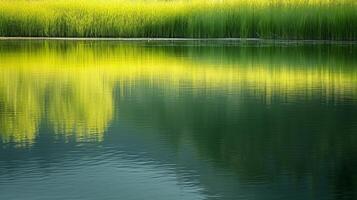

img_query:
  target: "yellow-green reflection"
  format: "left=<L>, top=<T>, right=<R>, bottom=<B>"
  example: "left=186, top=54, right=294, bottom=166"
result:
left=0, top=41, right=356, bottom=146
left=0, top=66, right=114, bottom=146
left=0, top=70, right=42, bottom=146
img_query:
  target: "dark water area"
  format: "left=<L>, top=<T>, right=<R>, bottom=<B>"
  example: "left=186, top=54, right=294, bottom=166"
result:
left=0, top=40, right=356, bottom=200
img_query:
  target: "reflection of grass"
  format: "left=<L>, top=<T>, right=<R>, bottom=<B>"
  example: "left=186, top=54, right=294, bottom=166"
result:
left=0, top=0, right=356, bottom=40
left=0, top=42, right=356, bottom=146
left=1, top=42, right=356, bottom=100
left=0, top=71, right=42, bottom=147
left=48, top=71, right=114, bottom=142
left=0, top=67, right=114, bottom=145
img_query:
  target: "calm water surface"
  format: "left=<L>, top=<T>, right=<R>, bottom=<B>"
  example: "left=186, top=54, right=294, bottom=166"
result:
left=0, top=41, right=356, bottom=200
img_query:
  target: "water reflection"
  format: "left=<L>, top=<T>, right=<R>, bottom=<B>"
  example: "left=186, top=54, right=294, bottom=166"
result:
left=0, top=41, right=356, bottom=146
left=0, top=41, right=356, bottom=199
left=0, top=64, right=114, bottom=145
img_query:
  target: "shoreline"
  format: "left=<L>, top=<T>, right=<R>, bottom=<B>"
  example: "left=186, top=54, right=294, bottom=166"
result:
left=0, top=37, right=356, bottom=45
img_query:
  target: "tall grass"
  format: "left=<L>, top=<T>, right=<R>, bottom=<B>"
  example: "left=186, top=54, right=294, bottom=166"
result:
left=0, top=0, right=356, bottom=40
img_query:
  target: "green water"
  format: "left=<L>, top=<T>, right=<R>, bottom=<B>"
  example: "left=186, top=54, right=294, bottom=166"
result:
left=0, top=40, right=356, bottom=200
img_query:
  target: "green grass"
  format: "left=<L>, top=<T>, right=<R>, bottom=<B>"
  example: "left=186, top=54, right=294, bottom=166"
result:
left=0, top=0, right=356, bottom=40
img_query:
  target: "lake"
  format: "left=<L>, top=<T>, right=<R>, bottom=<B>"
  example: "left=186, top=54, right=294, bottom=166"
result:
left=0, top=40, right=356, bottom=200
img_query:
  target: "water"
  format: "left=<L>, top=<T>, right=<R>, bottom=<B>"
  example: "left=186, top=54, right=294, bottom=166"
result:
left=0, top=40, right=356, bottom=200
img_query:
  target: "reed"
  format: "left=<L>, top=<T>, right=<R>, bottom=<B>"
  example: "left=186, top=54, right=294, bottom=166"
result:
left=0, top=0, right=356, bottom=40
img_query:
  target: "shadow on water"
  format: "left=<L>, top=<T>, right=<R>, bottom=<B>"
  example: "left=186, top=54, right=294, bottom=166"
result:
left=0, top=40, right=356, bottom=200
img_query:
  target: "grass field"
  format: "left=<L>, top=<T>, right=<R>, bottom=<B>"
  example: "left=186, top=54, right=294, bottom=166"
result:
left=0, top=0, right=356, bottom=40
